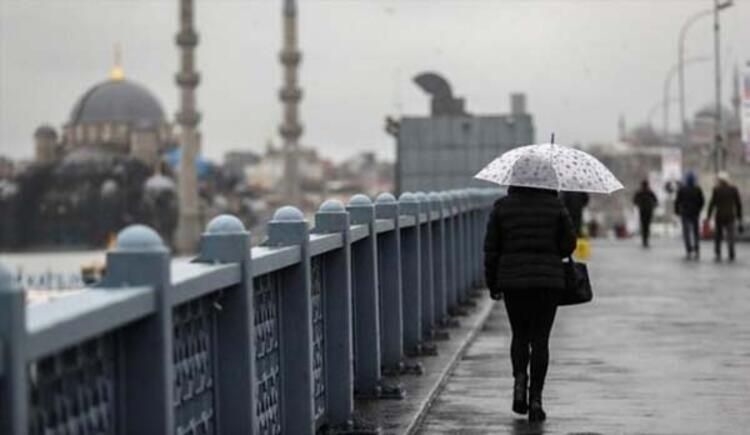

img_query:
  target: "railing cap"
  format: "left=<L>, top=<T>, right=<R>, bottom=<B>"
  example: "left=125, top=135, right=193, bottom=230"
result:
left=375, top=192, right=397, bottom=204
left=318, top=199, right=346, bottom=213
left=348, top=193, right=372, bottom=207
left=272, top=205, right=305, bottom=222
left=427, top=192, right=442, bottom=203
left=115, top=224, right=166, bottom=252
left=414, top=191, right=428, bottom=202
left=205, top=214, right=246, bottom=234
left=399, top=192, right=417, bottom=203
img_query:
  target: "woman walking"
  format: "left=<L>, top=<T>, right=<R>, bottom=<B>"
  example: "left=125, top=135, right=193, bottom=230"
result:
left=484, top=185, right=577, bottom=422
left=475, top=141, right=622, bottom=423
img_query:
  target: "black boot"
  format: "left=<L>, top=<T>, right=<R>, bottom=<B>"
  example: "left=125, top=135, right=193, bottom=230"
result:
left=528, top=391, right=546, bottom=423
left=512, top=374, right=528, bottom=415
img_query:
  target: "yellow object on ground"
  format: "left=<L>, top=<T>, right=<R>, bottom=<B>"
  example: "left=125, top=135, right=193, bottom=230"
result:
left=574, top=237, right=591, bottom=261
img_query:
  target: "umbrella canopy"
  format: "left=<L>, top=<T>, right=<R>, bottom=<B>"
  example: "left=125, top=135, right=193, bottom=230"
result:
left=474, top=143, right=623, bottom=194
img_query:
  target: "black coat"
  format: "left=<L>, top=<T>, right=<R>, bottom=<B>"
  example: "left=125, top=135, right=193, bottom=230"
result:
left=483, top=187, right=577, bottom=293
left=708, top=183, right=742, bottom=223
left=633, top=189, right=658, bottom=215
left=674, top=185, right=704, bottom=218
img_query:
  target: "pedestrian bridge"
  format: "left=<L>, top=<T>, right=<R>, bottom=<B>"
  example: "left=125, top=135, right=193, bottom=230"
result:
left=0, top=189, right=500, bottom=435
left=4, top=191, right=748, bottom=435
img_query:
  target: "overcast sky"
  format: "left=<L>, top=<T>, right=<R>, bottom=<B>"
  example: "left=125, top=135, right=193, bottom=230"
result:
left=1, top=0, right=749, bottom=163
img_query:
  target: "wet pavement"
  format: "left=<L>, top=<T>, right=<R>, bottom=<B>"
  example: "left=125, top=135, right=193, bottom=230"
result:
left=417, top=239, right=750, bottom=434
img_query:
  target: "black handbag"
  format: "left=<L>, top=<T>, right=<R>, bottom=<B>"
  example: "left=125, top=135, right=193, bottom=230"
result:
left=559, top=256, right=593, bottom=306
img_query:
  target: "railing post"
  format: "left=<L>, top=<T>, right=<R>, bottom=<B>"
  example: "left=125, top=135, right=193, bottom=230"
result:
left=456, top=190, right=471, bottom=303
left=442, top=192, right=458, bottom=315
left=456, top=191, right=467, bottom=304
left=427, top=192, right=448, bottom=331
left=467, top=190, right=480, bottom=288
left=415, top=192, right=436, bottom=345
left=101, top=224, right=174, bottom=435
left=312, top=200, right=354, bottom=427
left=346, top=194, right=382, bottom=397
left=194, top=215, right=255, bottom=434
left=0, top=262, right=28, bottom=435
left=375, top=193, right=404, bottom=374
left=266, top=206, right=315, bottom=434
left=398, top=193, right=422, bottom=356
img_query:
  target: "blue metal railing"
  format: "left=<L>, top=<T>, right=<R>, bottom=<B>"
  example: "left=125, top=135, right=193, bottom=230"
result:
left=0, top=188, right=500, bottom=435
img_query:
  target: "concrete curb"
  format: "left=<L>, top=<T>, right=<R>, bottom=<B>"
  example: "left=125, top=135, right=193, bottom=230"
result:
left=404, top=296, right=496, bottom=434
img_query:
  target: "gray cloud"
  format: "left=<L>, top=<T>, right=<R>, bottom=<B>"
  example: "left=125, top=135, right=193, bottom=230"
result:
left=1, top=0, right=748, bottom=163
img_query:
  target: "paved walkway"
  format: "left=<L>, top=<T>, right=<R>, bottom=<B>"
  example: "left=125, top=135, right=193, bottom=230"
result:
left=418, top=240, right=750, bottom=434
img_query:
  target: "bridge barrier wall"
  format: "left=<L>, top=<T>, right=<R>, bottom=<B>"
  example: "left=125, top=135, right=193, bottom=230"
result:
left=0, top=188, right=501, bottom=435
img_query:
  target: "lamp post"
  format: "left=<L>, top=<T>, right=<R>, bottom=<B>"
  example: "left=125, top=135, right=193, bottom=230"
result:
left=664, top=56, right=710, bottom=138
left=678, top=10, right=712, bottom=137
left=712, top=0, right=733, bottom=174
left=677, top=2, right=732, bottom=140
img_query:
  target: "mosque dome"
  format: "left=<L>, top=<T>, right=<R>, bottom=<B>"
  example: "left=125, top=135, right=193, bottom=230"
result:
left=69, top=78, right=165, bottom=126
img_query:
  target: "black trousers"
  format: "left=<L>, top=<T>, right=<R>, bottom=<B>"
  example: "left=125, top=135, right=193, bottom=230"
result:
left=639, top=211, right=653, bottom=247
left=504, top=289, right=558, bottom=396
left=714, top=218, right=736, bottom=259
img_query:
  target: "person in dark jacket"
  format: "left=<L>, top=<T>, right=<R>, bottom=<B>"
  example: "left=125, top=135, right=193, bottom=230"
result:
left=561, top=191, right=590, bottom=237
left=707, top=171, right=743, bottom=261
left=633, top=180, right=658, bottom=248
left=484, top=186, right=577, bottom=423
left=674, top=172, right=705, bottom=260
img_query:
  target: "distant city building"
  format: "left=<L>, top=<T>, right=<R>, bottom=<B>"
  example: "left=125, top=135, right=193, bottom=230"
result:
left=392, top=72, right=535, bottom=193
left=245, top=141, right=326, bottom=194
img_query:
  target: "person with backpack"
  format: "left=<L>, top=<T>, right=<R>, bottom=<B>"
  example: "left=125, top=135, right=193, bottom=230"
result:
left=674, top=172, right=705, bottom=260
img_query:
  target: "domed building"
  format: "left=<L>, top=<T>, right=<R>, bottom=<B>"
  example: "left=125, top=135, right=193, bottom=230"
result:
left=35, top=62, right=175, bottom=168
left=2, top=61, right=181, bottom=249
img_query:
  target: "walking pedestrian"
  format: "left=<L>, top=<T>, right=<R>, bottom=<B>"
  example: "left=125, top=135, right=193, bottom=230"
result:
left=707, top=171, right=743, bottom=262
left=484, top=186, right=577, bottom=423
left=674, top=172, right=705, bottom=260
left=633, top=180, right=658, bottom=248
left=561, top=191, right=590, bottom=237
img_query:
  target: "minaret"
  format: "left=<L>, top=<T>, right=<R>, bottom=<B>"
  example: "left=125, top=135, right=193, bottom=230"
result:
left=175, top=0, right=202, bottom=253
left=279, top=0, right=303, bottom=204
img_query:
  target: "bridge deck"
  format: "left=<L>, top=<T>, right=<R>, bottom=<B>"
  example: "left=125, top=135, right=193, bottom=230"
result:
left=418, top=240, right=750, bottom=434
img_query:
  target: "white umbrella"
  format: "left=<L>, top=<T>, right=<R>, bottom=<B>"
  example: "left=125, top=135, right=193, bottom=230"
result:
left=474, top=142, right=624, bottom=194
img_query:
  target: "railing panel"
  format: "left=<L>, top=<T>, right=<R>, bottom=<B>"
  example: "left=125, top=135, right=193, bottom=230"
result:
left=28, top=333, right=117, bottom=435
left=172, top=295, right=218, bottom=435
left=253, top=272, right=283, bottom=435
left=310, top=256, right=326, bottom=427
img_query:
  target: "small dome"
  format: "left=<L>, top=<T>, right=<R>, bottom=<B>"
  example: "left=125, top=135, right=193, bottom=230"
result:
left=34, top=125, right=57, bottom=139
left=70, top=79, right=165, bottom=125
